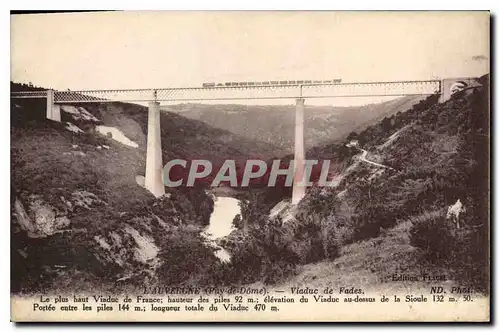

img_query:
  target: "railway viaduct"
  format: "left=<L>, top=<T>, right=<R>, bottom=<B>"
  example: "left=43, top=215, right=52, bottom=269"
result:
left=12, top=77, right=480, bottom=204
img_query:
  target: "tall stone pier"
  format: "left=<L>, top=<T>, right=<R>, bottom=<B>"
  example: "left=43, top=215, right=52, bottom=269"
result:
left=292, top=98, right=306, bottom=205
left=46, top=90, right=61, bottom=122
left=145, top=100, right=166, bottom=197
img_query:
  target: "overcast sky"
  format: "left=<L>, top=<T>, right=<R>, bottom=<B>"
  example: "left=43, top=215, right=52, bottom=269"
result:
left=11, top=11, right=489, bottom=105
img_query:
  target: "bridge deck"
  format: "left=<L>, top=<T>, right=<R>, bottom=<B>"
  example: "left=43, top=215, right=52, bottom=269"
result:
left=11, top=80, right=441, bottom=103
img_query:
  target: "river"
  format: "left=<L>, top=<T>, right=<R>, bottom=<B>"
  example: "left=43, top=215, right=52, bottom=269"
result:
left=202, top=196, right=241, bottom=262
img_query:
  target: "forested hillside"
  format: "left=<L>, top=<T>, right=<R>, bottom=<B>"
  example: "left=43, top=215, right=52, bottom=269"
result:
left=225, top=75, right=489, bottom=292
left=10, top=81, right=283, bottom=294
left=10, top=76, right=489, bottom=294
left=165, top=95, right=426, bottom=153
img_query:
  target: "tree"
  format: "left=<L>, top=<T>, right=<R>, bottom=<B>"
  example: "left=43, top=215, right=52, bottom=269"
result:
left=347, top=131, right=358, bottom=140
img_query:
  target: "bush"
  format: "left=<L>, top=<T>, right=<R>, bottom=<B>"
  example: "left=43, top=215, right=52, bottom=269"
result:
left=295, top=187, right=342, bottom=262
left=322, top=223, right=340, bottom=260
left=156, top=228, right=219, bottom=285
left=409, top=210, right=453, bottom=261
left=223, top=188, right=343, bottom=286
left=349, top=213, right=382, bottom=242
left=409, top=210, right=489, bottom=293
left=229, top=217, right=299, bottom=285
left=450, top=226, right=489, bottom=293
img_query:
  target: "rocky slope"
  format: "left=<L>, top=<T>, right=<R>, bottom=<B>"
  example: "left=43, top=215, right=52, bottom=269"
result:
left=11, top=83, right=283, bottom=294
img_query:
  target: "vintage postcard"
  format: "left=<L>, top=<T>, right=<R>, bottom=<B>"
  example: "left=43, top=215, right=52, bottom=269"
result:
left=10, top=11, right=490, bottom=322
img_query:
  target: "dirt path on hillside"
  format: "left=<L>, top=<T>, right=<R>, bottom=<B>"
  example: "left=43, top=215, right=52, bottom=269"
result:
left=359, top=149, right=394, bottom=170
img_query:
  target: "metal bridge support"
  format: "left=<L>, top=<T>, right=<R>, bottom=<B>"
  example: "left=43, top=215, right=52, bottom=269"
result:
left=46, top=90, right=61, bottom=122
left=145, top=100, right=166, bottom=197
left=292, top=98, right=306, bottom=205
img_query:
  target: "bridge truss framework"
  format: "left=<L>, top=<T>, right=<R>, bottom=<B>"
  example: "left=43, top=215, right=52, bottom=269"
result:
left=11, top=79, right=447, bottom=204
left=12, top=80, right=441, bottom=104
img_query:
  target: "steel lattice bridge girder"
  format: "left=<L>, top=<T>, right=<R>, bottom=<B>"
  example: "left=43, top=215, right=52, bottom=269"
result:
left=11, top=80, right=441, bottom=103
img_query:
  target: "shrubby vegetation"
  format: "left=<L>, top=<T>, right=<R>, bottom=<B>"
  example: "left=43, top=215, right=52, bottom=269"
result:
left=11, top=76, right=489, bottom=292
left=221, top=186, right=341, bottom=285
left=11, top=93, right=221, bottom=293
left=409, top=210, right=454, bottom=260
left=228, top=217, right=299, bottom=284
left=409, top=210, right=488, bottom=292
left=229, top=76, right=489, bottom=289
left=330, top=78, right=487, bottom=291
left=155, top=228, right=220, bottom=285
left=11, top=81, right=47, bottom=92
